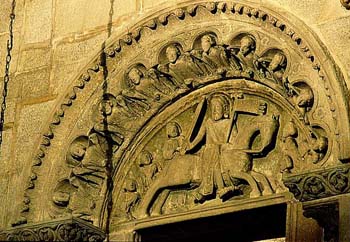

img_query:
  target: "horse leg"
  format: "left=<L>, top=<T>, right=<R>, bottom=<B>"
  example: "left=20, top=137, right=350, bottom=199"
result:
left=136, top=177, right=166, bottom=218
left=151, top=189, right=170, bottom=216
left=250, top=171, right=274, bottom=195
left=229, top=171, right=261, bottom=198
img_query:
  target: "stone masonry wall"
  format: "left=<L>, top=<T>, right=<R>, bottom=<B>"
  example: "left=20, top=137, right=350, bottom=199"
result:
left=0, top=0, right=349, bottom=228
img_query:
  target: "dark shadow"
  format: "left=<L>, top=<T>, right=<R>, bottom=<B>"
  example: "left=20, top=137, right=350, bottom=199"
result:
left=101, top=0, right=115, bottom=241
left=139, top=203, right=287, bottom=242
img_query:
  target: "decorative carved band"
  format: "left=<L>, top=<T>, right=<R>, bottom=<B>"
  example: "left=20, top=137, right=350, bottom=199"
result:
left=0, top=217, right=105, bottom=242
left=284, top=165, right=350, bottom=202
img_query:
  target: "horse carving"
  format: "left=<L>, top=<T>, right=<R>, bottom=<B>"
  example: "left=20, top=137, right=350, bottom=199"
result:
left=135, top=93, right=279, bottom=218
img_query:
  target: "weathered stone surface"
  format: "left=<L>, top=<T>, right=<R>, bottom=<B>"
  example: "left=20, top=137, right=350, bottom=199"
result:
left=263, top=0, right=350, bottom=25
left=14, top=101, right=55, bottom=173
left=0, top=74, right=20, bottom=100
left=53, top=0, right=137, bottom=37
left=0, top=129, right=14, bottom=169
left=53, top=33, right=107, bottom=66
left=18, top=46, right=51, bottom=72
left=0, top=171, right=10, bottom=227
left=0, top=0, right=350, bottom=241
left=18, top=67, right=50, bottom=100
left=2, top=99, right=17, bottom=124
left=23, top=0, right=52, bottom=43
left=50, top=62, right=85, bottom=95
left=0, top=0, right=24, bottom=34
left=317, top=16, right=350, bottom=81
left=0, top=31, right=21, bottom=76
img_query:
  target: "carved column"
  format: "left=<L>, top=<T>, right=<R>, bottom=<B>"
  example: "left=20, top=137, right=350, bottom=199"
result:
left=0, top=217, right=105, bottom=242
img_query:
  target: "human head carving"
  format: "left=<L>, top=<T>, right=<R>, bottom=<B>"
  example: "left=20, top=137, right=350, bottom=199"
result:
left=124, top=178, right=137, bottom=192
left=166, top=121, right=182, bottom=138
left=138, top=150, right=153, bottom=166
left=240, top=35, right=256, bottom=56
left=269, top=52, right=287, bottom=71
left=98, top=94, right=117, bottom=117
left=128, top=67, right=143, bottom=85
left=209, top=94, right=230, bottom=121
left=165, top=45, right=181, bottom=63
left=67, top=136, right=89, bottom=166
left=201, top=34, right=216, bottom=53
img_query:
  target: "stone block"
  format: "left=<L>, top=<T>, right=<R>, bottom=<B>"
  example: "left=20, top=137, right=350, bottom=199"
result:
left=23, top=0, right=52, bottom=43
left=263, top=0, right=349, bottom=26
left=0, top=31, right=21, bottom=76
left=0, top=74, right=20, bottom=100
left=50, top=61, right=84, bottom=95
left=317, top=16, right=350, bottom=85
left=18, top=46, right=51, bottom=72
left=54, top=0, right=137, bottom=37
left=14, top=100, right=54, bottom=173
left=18, top=67, right=51, bottom=100
left=53, top=32, right=106, bottom=66
left=0, top=0, right=24, bottom=34
left=0, top=175, right=10, bottom=227
left=0, top=129, right=14, bottom=168
left=2, top=99, right=17, bottom=125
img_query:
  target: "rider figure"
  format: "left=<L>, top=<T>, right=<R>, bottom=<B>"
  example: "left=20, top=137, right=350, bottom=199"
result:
left=187, top=94, right=236, bottom=202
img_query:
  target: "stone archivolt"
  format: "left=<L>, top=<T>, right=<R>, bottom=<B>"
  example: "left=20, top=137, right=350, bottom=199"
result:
left=12, top=1, right=350, bottom=236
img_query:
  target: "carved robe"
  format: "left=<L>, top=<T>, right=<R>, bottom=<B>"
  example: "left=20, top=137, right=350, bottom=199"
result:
left=160, top=54, right=209, bottom=87
left=199, top=46, right=234, bottom=74
left=194, top=118, right=232, bottom=196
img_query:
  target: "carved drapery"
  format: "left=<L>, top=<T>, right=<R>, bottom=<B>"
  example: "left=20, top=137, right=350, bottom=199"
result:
left=12, top=1, right=350, bottom=238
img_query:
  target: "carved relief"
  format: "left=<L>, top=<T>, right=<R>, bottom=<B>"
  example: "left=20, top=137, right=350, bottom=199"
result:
left=256, top=49, right=287, bottom=85
left=51, top=29, right=332, bottom=224
left=19, top=1, right=349, bottom=231
left=1, top=218, right=105, bottom=242
left=51, top=134, right=109, bottom=222
left=158, top=43, right=207, bottom=88
left=284, top=165, right=350, bottom=201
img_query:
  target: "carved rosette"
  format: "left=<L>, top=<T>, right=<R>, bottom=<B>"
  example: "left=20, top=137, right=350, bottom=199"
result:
left=283, top=165, right=350, bottom=201
left=1, top=217, right=105, bottom=242
left=16, top=0, right=350, bottom=233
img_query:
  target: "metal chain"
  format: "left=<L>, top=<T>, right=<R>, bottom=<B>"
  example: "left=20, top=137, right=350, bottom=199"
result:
left=0, top=0, right=16, bottom=150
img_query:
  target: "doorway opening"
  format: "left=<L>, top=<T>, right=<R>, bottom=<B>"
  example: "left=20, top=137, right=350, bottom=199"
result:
left=138, top=203, right=287, bottom=242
